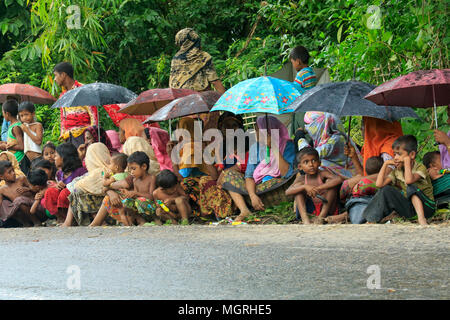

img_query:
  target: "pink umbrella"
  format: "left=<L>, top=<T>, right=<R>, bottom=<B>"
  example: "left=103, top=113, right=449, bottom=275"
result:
left=0, top=83, right=56, bottom=104
left=364, top=69, right=450, bottom=128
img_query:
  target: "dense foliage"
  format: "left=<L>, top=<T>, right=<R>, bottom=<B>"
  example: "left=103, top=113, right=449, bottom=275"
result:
left=0, top=0, right=448, bottom=157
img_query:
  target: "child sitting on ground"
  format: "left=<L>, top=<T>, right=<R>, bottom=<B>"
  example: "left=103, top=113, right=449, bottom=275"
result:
left=119, top=151, right=156, bottom=226
left=18, top=102, right=43, bottom=167
left=285, top=146, right=342, bottom=224
left=28, top=169, right=54, bottom=221
left=153, top=169, right=191, bottom=225
left=363, top=135, right=435, bottom=225
left=33, top=158, right=57, bottom=182
left=0, top=161, right=46, bottom=227
left=326, top=156, right=383, bottom=224
left=423, top=151, right=450, bottom=199
left=0, top=100, right=27, bottom=174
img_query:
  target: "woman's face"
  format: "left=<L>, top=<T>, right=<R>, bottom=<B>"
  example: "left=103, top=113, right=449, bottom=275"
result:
left=43, top=147, right=56, bottom=164
left=119, top=128, right=126, bottom=144
left=85, top=131, right=95, bottom=146
left=54, top=152, right=63, bottom=169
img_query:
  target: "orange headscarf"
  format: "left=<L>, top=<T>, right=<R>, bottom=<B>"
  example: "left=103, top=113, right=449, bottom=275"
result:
left=362, top=117, right=403, bottom=174
left=119, top=118, right=145, bottom=140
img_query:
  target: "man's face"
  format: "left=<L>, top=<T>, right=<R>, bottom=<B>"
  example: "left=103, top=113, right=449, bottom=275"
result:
left=299, top=154, right=320, bottom=175
left=53, top=71, right=65, bottom=87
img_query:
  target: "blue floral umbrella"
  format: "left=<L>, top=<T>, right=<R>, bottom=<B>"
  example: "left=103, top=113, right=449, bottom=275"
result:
left=211, top=76, right=300, bottom=161
left=210, top=76, right=300, bottom=115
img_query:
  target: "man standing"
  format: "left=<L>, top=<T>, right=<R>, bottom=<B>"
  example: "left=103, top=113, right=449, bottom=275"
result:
left=53, top=62, right=98, bottom=148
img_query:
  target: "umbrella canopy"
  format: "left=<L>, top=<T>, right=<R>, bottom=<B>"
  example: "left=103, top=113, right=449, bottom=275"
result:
left=0, top=83, right=56, bottom=104
left=51, top=82, right=137, bottom=109
left=119, top=88, right=197, bottom=115
left=144, top=91, right=221, bottom=123
left=364, top=69, right=450, bottom=108
left=210, top=76, right=300, bottom=115
left=291, top=81, right=419, bottom=121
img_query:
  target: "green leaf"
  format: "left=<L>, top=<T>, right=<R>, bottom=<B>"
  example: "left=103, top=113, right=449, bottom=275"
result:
left=337, top=24, right=343, bottom=43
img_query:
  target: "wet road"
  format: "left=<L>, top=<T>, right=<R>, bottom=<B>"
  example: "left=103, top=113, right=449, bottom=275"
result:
left=0, top=224, right=448, bottom=300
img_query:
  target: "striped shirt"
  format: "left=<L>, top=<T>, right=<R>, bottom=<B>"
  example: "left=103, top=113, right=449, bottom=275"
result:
left=293, top=67, right=317, bottom=94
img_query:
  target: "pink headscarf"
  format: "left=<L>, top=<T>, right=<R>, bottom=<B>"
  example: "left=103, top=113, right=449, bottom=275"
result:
left=148, top=127, right=173, bottom=171
left=253, top=115, right=292, bottom=184
left=106, top=130, right=122, bottom=152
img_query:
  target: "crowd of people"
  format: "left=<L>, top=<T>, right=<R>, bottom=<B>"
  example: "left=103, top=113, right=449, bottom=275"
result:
left=0, top=28, right=448, bottom=228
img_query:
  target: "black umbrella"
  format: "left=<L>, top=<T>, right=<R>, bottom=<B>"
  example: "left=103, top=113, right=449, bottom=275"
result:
left=291, top=81, right=419, bottom=121
left=51, top=82, right=137, bottom=137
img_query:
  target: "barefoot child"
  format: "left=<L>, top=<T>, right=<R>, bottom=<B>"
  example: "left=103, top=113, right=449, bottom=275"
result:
left=363, top=135, right=435, bottom=225
left=28, top=169, right=54, bottom=221
left=103, top=153, right=129, bottom=191
left=119, top=151, right=156, bottom=225
left=285, top=146, right=342, bottom=224
left=153, top=169, right=191, bottom=225
left=327, top=156, right=383, bottom=224
left=0, top=161, right=46, bottom=227
left=18, top=102, right=43, bottom=166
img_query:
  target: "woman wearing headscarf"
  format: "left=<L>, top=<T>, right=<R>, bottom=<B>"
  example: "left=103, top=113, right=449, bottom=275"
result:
left=78, top=125, right=117, bottom=162
left=297, top=112, right=362, bottom=178
left=168, top=117, right=233, bottom=219
left=169, top=28, right=225, bottom=132
left=62, top=143, right=111, bottom=226
left=220, top=115, right=296, bottom=221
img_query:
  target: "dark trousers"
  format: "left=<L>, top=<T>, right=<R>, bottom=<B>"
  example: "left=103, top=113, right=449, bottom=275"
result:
left=363, top=185, right=435, bottom=223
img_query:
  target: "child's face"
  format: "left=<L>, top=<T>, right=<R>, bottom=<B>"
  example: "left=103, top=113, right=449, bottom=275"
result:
left=109, top=159, right=123, bottom=174
left=18, top=110, right=34, bottom=124
left=37, top=167, right=52, bottom=180
left=128, top=162, right=147, bottom=179
left=430, top=155, right=443, bottom=171
left=290, top=58, right=303, bottom=72
left=393, top=146, right=415, bottom=168
left=0, top=154, right=8, bottom=161
left=43, top=147, right=56, bottom=164
left=30, top=184, right=45, bottom=193
left=0, top=166, right=16, bottom=182
left=54, top=152, right=63, bottom=169
left=299, top=154, right=320, bottom=175
left=84, top=131, right=95, bottom=146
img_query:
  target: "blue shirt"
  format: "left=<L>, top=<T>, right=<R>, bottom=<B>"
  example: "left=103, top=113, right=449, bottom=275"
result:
left=1, top=119, right=10, bottom=141
left=292, top=67, right=317, bottom=94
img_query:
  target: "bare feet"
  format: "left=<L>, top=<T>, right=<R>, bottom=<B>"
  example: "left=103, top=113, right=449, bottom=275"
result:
left=417, top=216, right=428, bottom=226
left=312, top=216, right=325, bottom=225
left=235, top=210, right=251, bottom=222
left=325, top=212, right=348, bottom=224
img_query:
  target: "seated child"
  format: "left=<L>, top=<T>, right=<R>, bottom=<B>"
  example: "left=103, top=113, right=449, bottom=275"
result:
left=42, top=141, right=56, bottom=165
left=32, top=158, right=57, bottom=183
left=18, top=102, right=43, bottom=166
left=363, top=135, right=435, bottom=225
left=118, top=151, right=156, bottom=226
left=0, top=100, right=28, bottom=174
left=285, top=146, right=342, bottom=224
left=28, top=169, right=54, bottom=221
left=0, top=160, right=46, bottom=227
left=327, top=156, right=383, bottom=224
left=103, top=153, right=129, bottom=192
left=423, top=151, right=450, bottom=198
left=153, top=169, right=191, bottom=225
